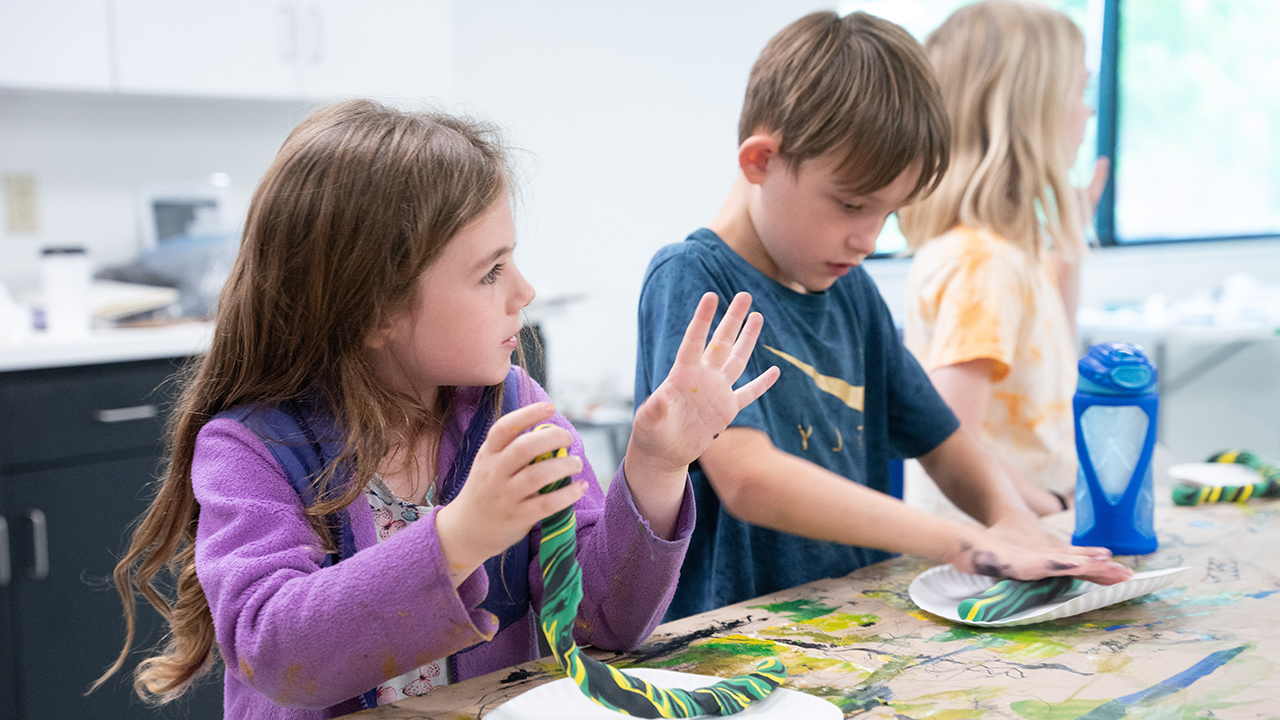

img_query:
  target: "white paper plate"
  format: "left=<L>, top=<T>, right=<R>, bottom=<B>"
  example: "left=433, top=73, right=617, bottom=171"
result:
left=1168, top=462, right=1262, bottom=486
left=487, top=667, right=841, bottom=720
left=908, top=565, right=1190, bottom=627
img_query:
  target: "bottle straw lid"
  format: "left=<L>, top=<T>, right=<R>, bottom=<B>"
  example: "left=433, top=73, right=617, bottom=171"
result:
left=1078, top=342, right=1157, bottom=395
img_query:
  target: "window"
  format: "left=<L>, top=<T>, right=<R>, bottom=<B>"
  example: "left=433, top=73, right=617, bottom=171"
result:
left=842, top=0, right=1093, bottom=255
left=1102, top=0, right=1280, bottom=244
left=844, top=0, right=1279, bottom=253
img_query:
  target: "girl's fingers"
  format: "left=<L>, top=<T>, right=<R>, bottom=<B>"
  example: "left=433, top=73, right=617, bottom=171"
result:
left=484, top=402, right=557, bottom=454
left=514, top=454, right=584, bottom=497
left=673, top=292, right=719, bottom=367
left=721, top=310, right=764, bottom=382
left=702, top=292, right=752, bottom=368
left=527, top=479, right=588, bottom=521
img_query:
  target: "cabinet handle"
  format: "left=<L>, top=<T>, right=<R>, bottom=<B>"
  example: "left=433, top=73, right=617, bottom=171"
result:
left=0, top=516, right=10, bottom=587
left=94, top=404, right=158, bottom=423
left=28, top=509, right=48, bottom=581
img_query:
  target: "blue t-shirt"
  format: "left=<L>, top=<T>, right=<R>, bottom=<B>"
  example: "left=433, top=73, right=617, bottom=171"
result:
left=635, top=228, right=960, bottom=620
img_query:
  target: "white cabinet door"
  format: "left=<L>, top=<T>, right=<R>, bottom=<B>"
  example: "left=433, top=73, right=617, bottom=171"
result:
left=0, top=0, right=112, bottom=91
left=111, top=0, right=298, bottom=98
left=296, top=0, right=454, bottom=102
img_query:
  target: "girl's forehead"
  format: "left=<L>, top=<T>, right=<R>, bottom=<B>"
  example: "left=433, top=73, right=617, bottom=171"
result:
left=434, top=197, right=516, bottom=265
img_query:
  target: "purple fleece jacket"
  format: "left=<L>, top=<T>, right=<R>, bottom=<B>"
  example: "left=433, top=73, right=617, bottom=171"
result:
left=192, top=373, right=694, bottom=719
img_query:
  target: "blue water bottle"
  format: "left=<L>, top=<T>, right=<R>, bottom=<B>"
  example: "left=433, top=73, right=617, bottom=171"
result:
left=1072, top=343, right=1159, bottom=555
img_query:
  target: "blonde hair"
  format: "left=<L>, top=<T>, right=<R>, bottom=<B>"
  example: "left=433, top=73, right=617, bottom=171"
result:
left=741, top=10, right=950, bottom=200
left=899, top=0, right=1087, bottom=260
left=94, top=100, right=512, bottom=703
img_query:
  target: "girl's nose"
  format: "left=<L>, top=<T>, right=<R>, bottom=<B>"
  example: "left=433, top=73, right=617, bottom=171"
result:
left=512, top=267, right=536, bottom=310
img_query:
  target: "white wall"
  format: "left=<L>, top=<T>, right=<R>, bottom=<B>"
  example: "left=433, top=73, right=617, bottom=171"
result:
left=451, top=0, right=827, bottom=412
left=0, top=90, right=311, bottom=290
left=2, top=3, right=1277, bottom=459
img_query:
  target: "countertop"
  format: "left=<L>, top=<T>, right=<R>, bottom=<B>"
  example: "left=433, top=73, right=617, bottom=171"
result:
left=0, top=321, right=213, bottom=372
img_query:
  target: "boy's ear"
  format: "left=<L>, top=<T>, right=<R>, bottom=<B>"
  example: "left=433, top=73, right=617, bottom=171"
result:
left=739, top=134, right=782, bottom=185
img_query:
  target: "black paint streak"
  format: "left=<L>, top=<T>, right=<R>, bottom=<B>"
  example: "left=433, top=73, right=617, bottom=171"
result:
left=971, top=551, right=1011, bottom=579
left=765, top=637, right=834, bottom=651
left=499, top=667, right=540, bottom=684
left=627, top=617, right=751, bottom=663
left=1048, top=560, right=1078, bottom=571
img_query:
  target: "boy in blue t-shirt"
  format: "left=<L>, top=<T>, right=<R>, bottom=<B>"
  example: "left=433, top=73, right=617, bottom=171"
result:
left=635, top=11, right=1131, bottom=621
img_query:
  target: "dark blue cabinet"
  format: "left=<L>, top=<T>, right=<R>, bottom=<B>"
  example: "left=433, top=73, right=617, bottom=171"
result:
left=0, top=357, right=221, bottom=720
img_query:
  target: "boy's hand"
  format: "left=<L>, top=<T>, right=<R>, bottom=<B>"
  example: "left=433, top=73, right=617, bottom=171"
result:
left=435, top=402, right=585, bottom=587
left=949, top=529, right=1133, bottom=586
left=628, top=292, right=780, bottom=476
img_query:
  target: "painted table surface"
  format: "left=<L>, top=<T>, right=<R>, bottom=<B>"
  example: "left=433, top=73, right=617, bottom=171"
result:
left=346, top=496, right=1280, bottom=719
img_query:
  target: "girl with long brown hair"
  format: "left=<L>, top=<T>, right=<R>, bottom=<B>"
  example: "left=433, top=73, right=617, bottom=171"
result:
left=95, top=99, right=777, bottom=717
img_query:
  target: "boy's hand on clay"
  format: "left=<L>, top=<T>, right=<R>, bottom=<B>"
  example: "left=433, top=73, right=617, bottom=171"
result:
left=628, top=292, right=780, bottom=476
left=987, top=510, right=1072, bottom=552
left=949, top=532, right=1133, bottom=587
left=436, top=402, right=585, bottom=583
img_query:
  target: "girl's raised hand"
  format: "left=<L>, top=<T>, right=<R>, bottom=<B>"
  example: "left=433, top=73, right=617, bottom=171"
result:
left=629, top=292, right=780, bottom=476
left=434, top=402, right=586, bottom=588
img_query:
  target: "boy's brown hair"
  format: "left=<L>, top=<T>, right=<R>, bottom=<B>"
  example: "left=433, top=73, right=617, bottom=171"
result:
left=740, top=10, right=950, bottom=200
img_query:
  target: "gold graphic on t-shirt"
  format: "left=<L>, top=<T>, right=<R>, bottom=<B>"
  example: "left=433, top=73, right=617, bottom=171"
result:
left=765, top=346, right=864, bottom=412
left=831, top=428, right=843, bottom=452
left=798, top=425, right=813, bottom=451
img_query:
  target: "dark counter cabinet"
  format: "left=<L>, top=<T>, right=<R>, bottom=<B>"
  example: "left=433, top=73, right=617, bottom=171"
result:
left=0, top=357, right=222, bottom=720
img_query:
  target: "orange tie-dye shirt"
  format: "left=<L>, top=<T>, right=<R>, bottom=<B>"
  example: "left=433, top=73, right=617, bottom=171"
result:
left=905, top=226, right=1078, bottom=495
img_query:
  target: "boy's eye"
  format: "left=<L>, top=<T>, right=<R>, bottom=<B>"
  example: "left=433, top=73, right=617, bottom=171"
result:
left=482, top=263, right=504, bottom=285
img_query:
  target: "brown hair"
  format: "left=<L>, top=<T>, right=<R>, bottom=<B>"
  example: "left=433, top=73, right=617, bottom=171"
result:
left=93, top=99, right=512, bottom=702
left=739, top=10, right=950, bottom=200
left=898, top=0, right=1087, bottom=260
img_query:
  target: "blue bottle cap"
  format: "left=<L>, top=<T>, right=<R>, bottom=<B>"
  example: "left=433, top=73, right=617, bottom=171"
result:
left=1078, top=342, right=1157, bottom=395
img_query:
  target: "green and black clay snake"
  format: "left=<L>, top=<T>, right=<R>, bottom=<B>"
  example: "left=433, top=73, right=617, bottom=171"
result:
left=1172, top=449, right=1280, bottom=506
left=532, top=425, right=785, bottom=717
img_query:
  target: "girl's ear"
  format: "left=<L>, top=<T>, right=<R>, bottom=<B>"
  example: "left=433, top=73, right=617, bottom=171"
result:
left=364, top=315, right=395, bottom=350
left=738, top=134, right=782, bottom=185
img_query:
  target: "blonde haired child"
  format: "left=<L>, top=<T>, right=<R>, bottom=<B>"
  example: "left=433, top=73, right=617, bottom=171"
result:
left=94, top=100, right=777, bottom=717
left=900, top=0, right=1111, bottom=515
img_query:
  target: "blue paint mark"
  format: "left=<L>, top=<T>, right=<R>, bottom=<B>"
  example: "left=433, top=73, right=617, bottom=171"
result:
left=1074, top=645, right=1246, bottom=719
left=1245, top=590, right=1278, bottom=599
left=1190, top=520, right=1218, bottom=529
left=1103, top=621, right=1162, bottom=632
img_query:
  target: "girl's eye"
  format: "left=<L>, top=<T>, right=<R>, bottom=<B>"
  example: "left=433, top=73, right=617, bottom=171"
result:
left=482, top=263, right=504, bottom=285
left=842, top=201, right=865, bottom=213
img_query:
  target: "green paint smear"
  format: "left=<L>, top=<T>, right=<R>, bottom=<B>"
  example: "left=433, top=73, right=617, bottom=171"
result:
left=927, top=626, right=1073, bottom=659
left=1011, top=698, right=1108, bottom=719
left=748, top=598, right=838, bottom=622
left=644, top=635, right=780, bottom=674
left=759, top=626, right=888, bottom=646
left=1012, top=698, right=1256, bottom=720
left=807, top=611, right=880, bottom=631
left=861, top=589, right=916, bottom=611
